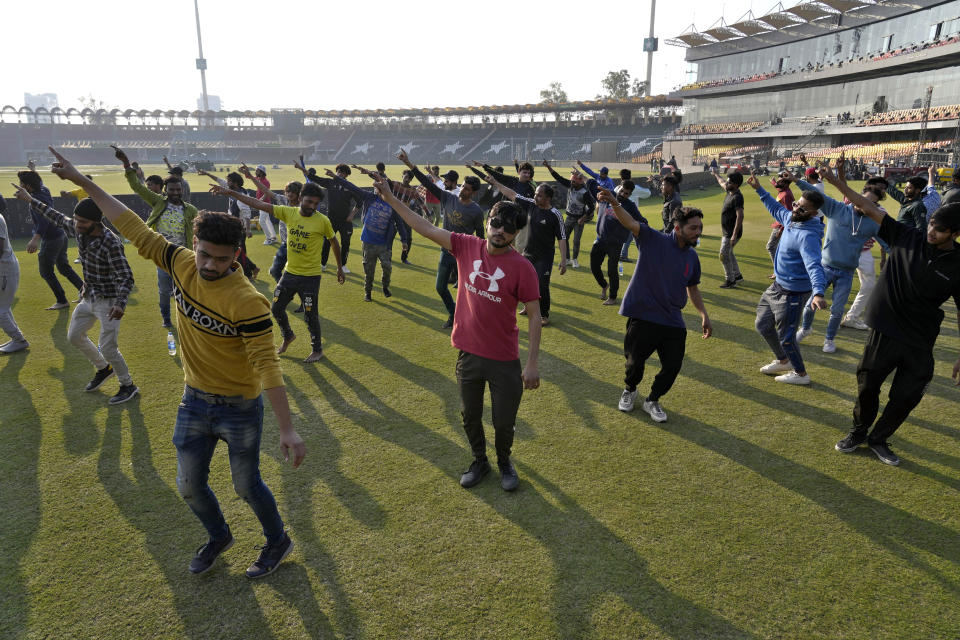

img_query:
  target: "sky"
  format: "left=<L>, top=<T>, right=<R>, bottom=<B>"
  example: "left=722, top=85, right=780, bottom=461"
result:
left=2, top=0, right=761, bottom=113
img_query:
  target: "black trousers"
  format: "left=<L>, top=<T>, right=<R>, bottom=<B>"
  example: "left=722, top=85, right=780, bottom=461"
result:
left=525, top=253, right=554, bottom=318
left=590, top=241, right=621, bottom=299
left=322, top=218, right=353, bottom=267
left=624, top=317, right=687, bottom=401
left=456, top=351, right=523, bottom=463
left=239, top=235, right=257, bottom=277
left=272, top=273, right=322, bottom=352
left=852, top=330, right=934, bottom=444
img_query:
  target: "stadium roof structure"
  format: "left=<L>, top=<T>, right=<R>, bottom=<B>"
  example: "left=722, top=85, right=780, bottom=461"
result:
left=1, top=95, right=681, bottom=124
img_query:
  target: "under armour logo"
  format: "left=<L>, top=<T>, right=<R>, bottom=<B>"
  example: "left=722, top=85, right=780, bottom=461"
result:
left=469, top=260, right=505, bottom=292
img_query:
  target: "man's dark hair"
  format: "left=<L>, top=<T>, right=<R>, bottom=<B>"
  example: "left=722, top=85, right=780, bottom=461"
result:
left=146, top=174, right=164, bottom=187
left=17, top=170, right=42, bottom=191
left=194, top=210, right=244, bottom=249
left=306, top=168, right=318, bottom=177
left=431, top=165, right=440, bottom=174
left=494, top=166, right=504, bottom=173
left=930, top=203, right=960, bottom=232
left=285, top=181, right=303, bottom=196
left=662, top=175, right=678, bottom=188
left=674, top=206, right=704, bottom=227
left=301, top=182, right=324, bottom=201
left=620, top=179, right=635, bottom=194
left=538, top=184, right=555, bottom=200
left=402, top=169, right=414, bottom=181
left=463, top=176, right=481, bottom=191
left=227, top=172, right=244, bottom=188
left=801, top=189, right=825, bottom=209
left=376, top=162, right=386, bottom=174
left=164, top=176, right=182, bottom=187
left=671, top=168, right=683, bottom=183
left=490, top=200, right=528, bottom=231
left=861, top=185, right=886, bottom=201
left=335, top=164, right=351, bottom=176
left=619, top=168, right=632, bottom=180
left=169, top=166, right=184, bottom=176
left=866, top=176, right=888, bottom=189
left=518, top=162, right=534, bottom=175
left=727, top=171, right=744, bottom=187
left=906, top=176, right=928, bottom=190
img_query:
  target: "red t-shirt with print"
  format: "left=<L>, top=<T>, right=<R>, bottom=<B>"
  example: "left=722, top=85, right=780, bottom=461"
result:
left=449, top=233, right=540, bottom=361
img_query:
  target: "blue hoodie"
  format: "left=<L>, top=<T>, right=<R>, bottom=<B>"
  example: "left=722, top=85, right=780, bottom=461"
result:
left=756, top=186, right=826, bottom=295
left=796, top=179, right=883, bottom=271
left=332, top=176, right=410, bottom=247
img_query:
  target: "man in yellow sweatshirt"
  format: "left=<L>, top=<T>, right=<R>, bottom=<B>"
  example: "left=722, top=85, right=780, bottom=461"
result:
left=47, top=147, right=306, bottom=580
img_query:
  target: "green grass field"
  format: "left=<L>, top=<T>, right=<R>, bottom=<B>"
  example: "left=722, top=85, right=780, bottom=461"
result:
left=2, top=180, right=959, bottom=639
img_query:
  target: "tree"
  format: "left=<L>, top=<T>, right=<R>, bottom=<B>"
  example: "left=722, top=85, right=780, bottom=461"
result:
left=539, top=81, right=568, bottom=104
left=596, top=70, right=646, bottom=101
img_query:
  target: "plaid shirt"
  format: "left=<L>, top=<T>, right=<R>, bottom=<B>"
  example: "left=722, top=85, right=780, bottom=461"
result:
left=30, top=200, right=135, bottom=309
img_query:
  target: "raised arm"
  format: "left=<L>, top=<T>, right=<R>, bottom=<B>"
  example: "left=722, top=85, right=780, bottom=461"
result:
left=326, top=170, right=372, bottom=204
left=113, top=145, right=163, bottom=206
left=482, top=173, right=517, bottom=202
left=238, top=164, right=277, bottom=203
left=13, top=184, right=76, bottom=233
left=819, top=164, right=887, bottom=226
left=597, top=188, right=642, bottom=237
left=746, top=172, right=791, bottom=225
left=543, top=160, right=572, bottom=188
left=208, top=183, right=274, bottom=215
left=371, top=174, right=451, bottom=251
left=577, top=160, right=600, bottom=181
left=398, top=149, right=446, bottom=203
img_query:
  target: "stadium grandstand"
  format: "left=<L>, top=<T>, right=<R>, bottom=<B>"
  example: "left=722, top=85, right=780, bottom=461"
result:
left=663, top=0, right=960, bottom=170
left=0, top=96, right=680, bottom=167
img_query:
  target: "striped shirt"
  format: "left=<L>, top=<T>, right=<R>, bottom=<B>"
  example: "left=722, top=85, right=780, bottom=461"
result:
left=30, top=200, right=135, bottom=309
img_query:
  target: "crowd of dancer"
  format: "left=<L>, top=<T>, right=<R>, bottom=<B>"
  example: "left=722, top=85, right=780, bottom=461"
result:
left=1, top=145, right=958, bottom=580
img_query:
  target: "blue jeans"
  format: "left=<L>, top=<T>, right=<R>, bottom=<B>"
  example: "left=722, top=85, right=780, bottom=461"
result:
left=755, top=283, right=807, bottom=374
left=619, top=240, right=630, bottom=261
left=800, top=264, right=854, bottom=340
left=173, top=388, right=285, bottom=543
left=436, top=250, right=457, bottom=318
left=270, top=242, right=288, bottom=283
left=157, top=267, right=173, bottom=325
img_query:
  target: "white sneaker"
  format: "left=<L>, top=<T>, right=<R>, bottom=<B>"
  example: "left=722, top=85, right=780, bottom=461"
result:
left=795, top=328, right=811, bottom=342
left=841, top=317, right=869, bottom=330
left=0, top=339, right=29, bottom=354
left=775, top=371, right=811, bottom=385
left=760, top=360, right=793, bottom=375
left=618, top=389, right=637, bottom=412
left=822, top=339, right=837, bottom=354
left=642, top=400, right=667, bottom=422
left=321, top=264, right=327, bottom=272
left=565, top=259, right=573, bottom=266
left=572, top=259, right=580, bottom=269
left=341, top=266, right=351, bottom=274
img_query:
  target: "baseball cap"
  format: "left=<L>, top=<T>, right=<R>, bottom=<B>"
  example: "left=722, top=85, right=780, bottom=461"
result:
left=600, top=166, right=609, bottom=174
left=805, top=167, right=817, bottom=177
left=441, top=170, right=459, bottom=182
left=256, top=165, right=267, bottom=174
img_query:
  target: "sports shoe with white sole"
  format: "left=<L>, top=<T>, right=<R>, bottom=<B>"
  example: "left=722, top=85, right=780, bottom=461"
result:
left=618, top=389, right=637, bottom=412
left=571, top=259, right=579, bottom=269
left=841, top=317, right=869, bottom=330
left=760, top=360, right=793, bottom=375
left=822, top=339, right=837, bottom=353
left=795, top=328, right=811, bottom=342
left=775, top=371, right=811, bottom=385
left=642, top=400, right=667, bottom=422
left=341, top=266, right=351, bottom=274
left=0, top=339, right=29, bottom=354
left=869, top=442, right=900, bottom=466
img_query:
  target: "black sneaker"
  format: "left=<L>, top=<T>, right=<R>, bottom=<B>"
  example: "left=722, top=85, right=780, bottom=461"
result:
left=459, top=458, right=491, bottom=488
left=719, top=280, right=737, bottom=289
left=245, top=532, right=294, bottom=579
left=85, top=365, right=115, bottom=392
left=364, top=292, right=372, bottom=302
left=189, top=532, right=234, bottom=574
left=869, top=442, right=900, bottom=466
left=498, top=460, right=519, bottom=492
left=441, top=317, right=453, bottom=329
left=109, top=384, right=140, bottom=405
left=734, top=274, right=744, bottom=282
left=382, top=285, right=392, bottom=298
left=835, top=432, right=867, bottom=453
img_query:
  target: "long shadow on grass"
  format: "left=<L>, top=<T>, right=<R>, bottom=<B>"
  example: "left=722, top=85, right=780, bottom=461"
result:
left=303, top=357, right=754, bottom=637
left=266, top=379, right=367, bottom=638
left=0, top=353, right=41, bottom=640
left=650, top=414, right=960, bottom=595
left=480, top=466, right=758, bottom=639
left=46, top=311, right=100, bottom=456
left=97, top=403, right=280, bottom=639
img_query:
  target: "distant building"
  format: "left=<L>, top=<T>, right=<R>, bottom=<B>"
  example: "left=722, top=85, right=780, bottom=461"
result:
left=198, top=94, right=222, bottom=111
left=24, top=93, right=58, bottom=110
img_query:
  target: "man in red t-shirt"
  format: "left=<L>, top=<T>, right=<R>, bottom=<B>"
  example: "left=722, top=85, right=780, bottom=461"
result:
left=372, top=172, right=542, bottom=492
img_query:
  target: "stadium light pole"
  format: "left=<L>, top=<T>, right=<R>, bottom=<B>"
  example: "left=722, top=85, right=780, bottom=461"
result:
left=194, top=0, right=209, bottom=114
left=644, top=0, right=656, bottom=97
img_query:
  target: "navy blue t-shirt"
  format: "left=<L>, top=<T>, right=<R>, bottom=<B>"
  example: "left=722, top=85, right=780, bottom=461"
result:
left=619, top=224, right=701, bottom=328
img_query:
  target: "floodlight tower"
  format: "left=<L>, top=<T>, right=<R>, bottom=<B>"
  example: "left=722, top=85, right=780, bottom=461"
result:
left=643, top=0, right=657, bottom=97
left=194, top=0, right=209, bottom=114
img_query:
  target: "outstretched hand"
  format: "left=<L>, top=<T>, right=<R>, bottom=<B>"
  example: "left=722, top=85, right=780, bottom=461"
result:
left=48, top=147, right=85, bottom=184
left=324, top=168, right=336, bottom=178
left=110, top=144, right=130, bottom=168
left=745, top=171, right=761, bottom=190
left=238, top=163, right=253, bottom=178
left=208, top=183, right=231, bottom=196
left=370, top=173, right=390, bottom=198
left=396, top=149, right=411, bottom=166
left=597, top=187, right=616, bottom=204
left=12, top=183, right=32, bottom=203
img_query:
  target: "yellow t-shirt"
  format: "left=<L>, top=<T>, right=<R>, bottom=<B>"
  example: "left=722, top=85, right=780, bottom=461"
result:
left=114, top=210, right=284, bottom=399
left=69, top=187, right=89, bottom=200
left=272, top=205, right=335, bottom=276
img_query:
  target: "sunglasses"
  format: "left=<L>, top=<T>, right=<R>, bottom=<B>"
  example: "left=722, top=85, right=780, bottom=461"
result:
left=489, top=217, right=517, bottom=234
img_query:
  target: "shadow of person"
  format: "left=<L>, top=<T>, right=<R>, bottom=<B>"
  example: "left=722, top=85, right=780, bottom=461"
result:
left=0, top=352, right=41, bottom=640
left=477, top=465, right=758, bottom=639
left=96, top=402, right=279, bottom=639
left=45, top=310, right=99, bottom=456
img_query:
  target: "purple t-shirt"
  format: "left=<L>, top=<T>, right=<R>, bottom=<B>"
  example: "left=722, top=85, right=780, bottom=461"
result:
left=619, top=224, right=701, bottom=329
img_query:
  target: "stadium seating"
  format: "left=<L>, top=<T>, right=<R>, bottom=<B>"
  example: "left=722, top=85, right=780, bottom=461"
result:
left=674, top=122, right=764, bottom=135
left=856, top=103, right=960, bottom=127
